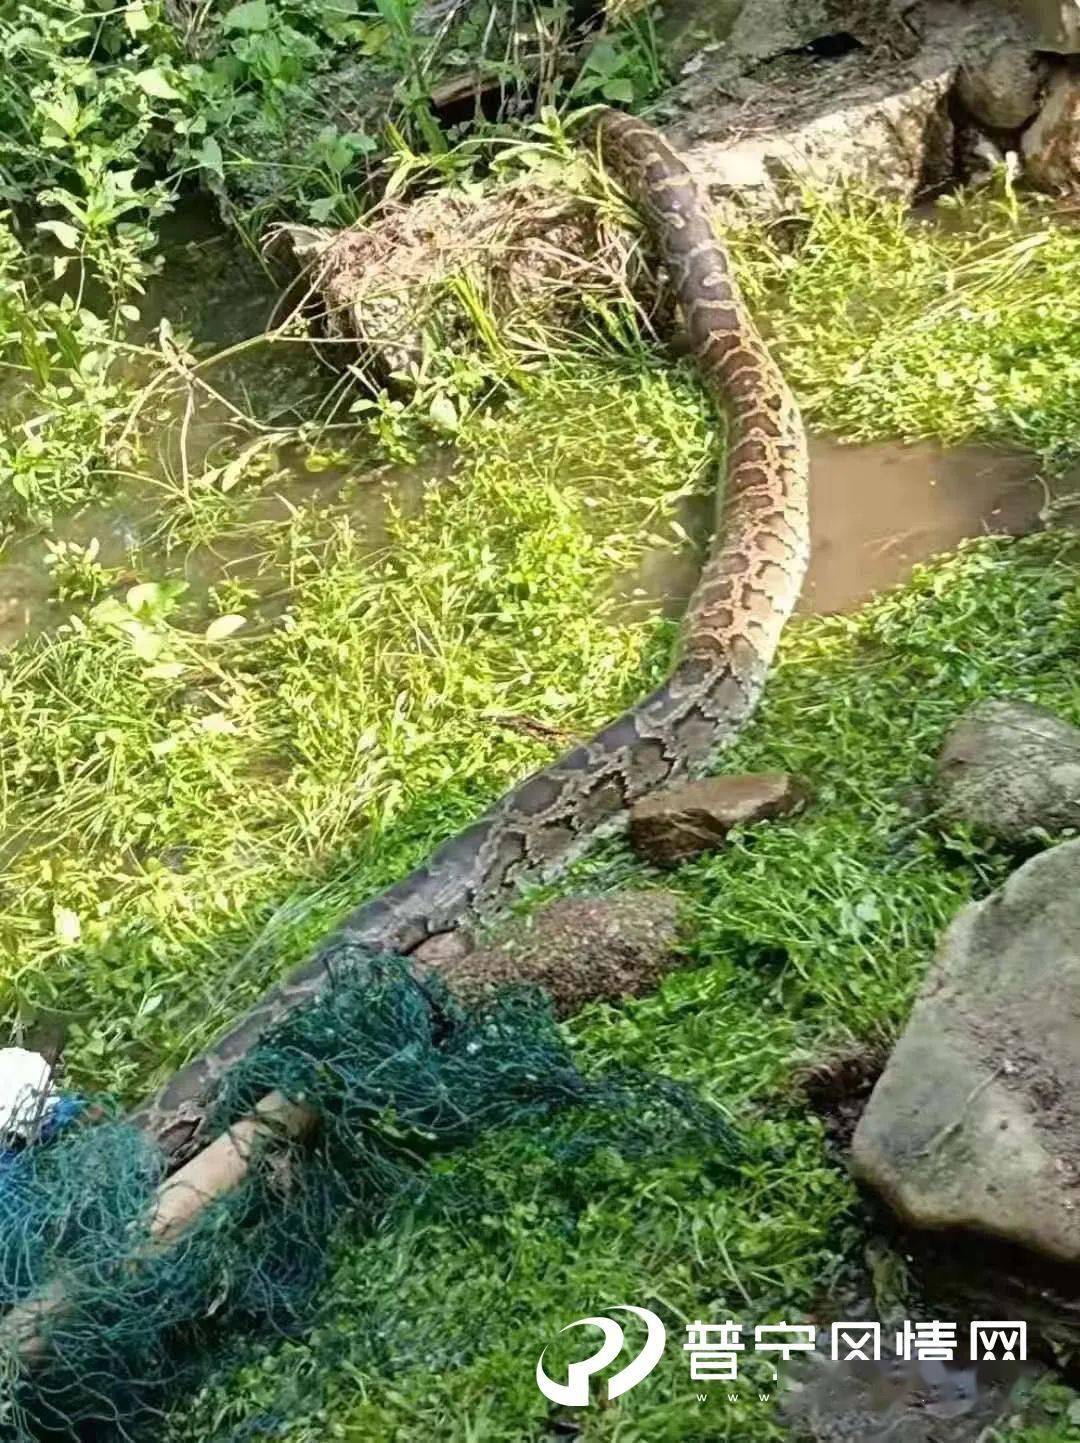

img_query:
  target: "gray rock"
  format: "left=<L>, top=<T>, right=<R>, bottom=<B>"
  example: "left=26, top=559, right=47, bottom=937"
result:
left=411, top=929, right=472, bottom=969
left=1023, top=66, right=1080, bottom=192
left=659, top=0, right=1039, bottom=220
left=851, top=839, right=1080, bottom=1262
left=417, top=891, right=685, bottom=1018
left=956, top=123, right=1008, bottom=184
left=672, top=69, right=956, bottom=218
left=628, top=772, right=810, bottom=866
left=956, top=43, right=1045, bottom=130
left=1016, top=0, right=1080, bottom=51
left=933, top=698, right=1080, bottom=840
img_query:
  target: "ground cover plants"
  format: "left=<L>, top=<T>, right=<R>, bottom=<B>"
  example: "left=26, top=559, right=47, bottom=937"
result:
left=733, top=182, right=1080, bottom=470
left=158, top=526, right=1080, bottom=1442
left=4, top=0, right=1080, bottom=1437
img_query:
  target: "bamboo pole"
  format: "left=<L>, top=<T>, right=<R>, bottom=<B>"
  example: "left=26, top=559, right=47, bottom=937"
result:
left=1, top=1091, right=318, bottom=1362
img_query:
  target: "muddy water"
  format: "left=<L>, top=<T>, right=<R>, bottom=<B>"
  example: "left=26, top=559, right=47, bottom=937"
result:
left=0, top=191, right=1054, bottom=652
left=0, top=499, right=149, bottom=649
left=0, top=456, right=443, bottom=649
left=798, top=437, right=1045, bottom=615
left=625, top=435, right=1047, bottom=622
left=0, top=193, right=1053, bottom=650
left=782, top=1332, right=1037, bottom=1442
left=0, top=432, right=1049, bottom=653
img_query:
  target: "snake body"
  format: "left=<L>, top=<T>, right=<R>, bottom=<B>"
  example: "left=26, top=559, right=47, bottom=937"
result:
left=133, top=108, right=810, bottom=1160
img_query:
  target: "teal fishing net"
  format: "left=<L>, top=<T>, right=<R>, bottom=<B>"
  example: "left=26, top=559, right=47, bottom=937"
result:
left=0, top=945, right=739, bottom=1441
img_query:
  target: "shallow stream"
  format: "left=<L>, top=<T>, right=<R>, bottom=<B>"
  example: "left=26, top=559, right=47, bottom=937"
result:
left=2, top=195, right=1063, bottom=657
left=0, top=434, right=1048, bottom=654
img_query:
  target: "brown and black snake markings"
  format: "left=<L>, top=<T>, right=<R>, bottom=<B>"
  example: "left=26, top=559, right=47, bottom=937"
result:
left=132, top=107, right=811, bottom=1164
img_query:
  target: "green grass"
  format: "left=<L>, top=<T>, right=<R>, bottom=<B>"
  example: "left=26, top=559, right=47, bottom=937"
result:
left=152, top=186, right=1080, bottom=1438
left=3, top=0, right=1080, bottom=1438
left=7, top=76, right=1080, bottom=1430
left=0, top=357, right=712, bottom=1097
left=11, top=180, right=1079, bottom=1102
left=732, top=183, right=1080, bottom=470
left=159, top=529, right=1080, bottom=1442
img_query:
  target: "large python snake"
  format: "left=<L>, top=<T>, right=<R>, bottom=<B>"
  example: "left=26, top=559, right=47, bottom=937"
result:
left=132, top=108, right=810, bottom=1163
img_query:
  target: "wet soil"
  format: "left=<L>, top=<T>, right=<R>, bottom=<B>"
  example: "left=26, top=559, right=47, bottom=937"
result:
left=782, top=1337, right=1037, bottom=1443
left=0, top=455, right=443, bottom=649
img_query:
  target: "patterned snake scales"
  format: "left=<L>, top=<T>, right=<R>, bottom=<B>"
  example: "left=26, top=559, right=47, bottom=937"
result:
left=132, top=108, right=810, bottom=1163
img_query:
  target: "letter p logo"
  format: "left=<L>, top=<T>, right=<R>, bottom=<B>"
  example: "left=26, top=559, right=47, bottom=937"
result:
left=536, top=1306, right=667, bottom=1406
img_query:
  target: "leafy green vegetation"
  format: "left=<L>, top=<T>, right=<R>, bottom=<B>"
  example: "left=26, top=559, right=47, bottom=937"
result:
left=733, top=181, right=1080, bottom=470
left=4, top=1, right=1080, bottom=1437
left=1004, top=1378, right=1080, bottom=1442
left=159, top=529, right=1080, bottom=1441
left=1, top=358, right=710, bottom=1096
left=9, top=164, right=1080, bottom=1096
left=1, top=0, right=667, bottom=242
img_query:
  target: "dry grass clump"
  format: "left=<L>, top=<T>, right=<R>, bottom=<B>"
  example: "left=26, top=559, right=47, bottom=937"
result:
left=270, top=180, right=667, bottom=380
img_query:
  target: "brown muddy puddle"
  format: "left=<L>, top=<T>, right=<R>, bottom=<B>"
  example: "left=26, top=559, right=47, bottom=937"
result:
left=798, top=437, right=1045, bottom=614
left=625, top=435, right=1050, bottom=621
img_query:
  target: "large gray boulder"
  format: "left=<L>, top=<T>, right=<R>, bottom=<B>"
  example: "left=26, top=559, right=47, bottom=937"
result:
left=671, top=70, right=955, bottom=217
left=1023, top=66, right=1080, bottom=192
left=661, top=0, right=910, bottom=75
left=956, top=41, right=1046, bottom=130
left=933, top=698, right=1080, bottom=840
left=851, top=839, right=1080, bottom=1261
left=659, top=0, right=1031, bottom=217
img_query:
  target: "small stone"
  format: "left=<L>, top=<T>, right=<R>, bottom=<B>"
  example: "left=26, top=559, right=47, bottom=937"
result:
left=933, top=698, right=1080, bottom=841
left=628, top=773, right=810, bottom=865
left=434, top=891, right=685, bottom=1018
left=956, top=44, right=1045, bottom=131
left=956, top=124, right=1007, bottom=186
left=851, top=839, right=1080, bottom=1262
left=411, top=929, right=472, bottom=969
left=1023, top=67, right=1080, bottom=192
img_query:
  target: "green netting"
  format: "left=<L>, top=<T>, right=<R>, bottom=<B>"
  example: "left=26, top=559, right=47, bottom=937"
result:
left=0, top=945, right=739, bottom=1441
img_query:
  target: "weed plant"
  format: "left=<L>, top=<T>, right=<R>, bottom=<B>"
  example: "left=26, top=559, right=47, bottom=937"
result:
left=5, top=179, right=1080, bottom=1430
left=3, top=2, right=1080, bottom=1434
left=733, top=182, right=1080, bottom=469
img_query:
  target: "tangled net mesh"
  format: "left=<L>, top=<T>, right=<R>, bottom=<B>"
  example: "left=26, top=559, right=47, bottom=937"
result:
left=0, top=946, right=738, bottom=1440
